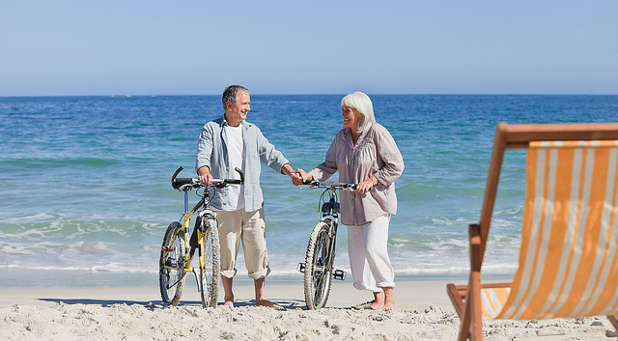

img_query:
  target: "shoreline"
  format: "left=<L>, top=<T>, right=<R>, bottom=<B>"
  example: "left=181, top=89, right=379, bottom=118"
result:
left=0, top=280, right=455, bottom=309
left=1, top=280, right=614, bottom=340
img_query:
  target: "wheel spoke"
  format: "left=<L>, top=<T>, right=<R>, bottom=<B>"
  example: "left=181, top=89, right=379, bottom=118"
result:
left=304, top=222, right=335, bottom=309
left=199, top=220, right=220, bottom=308
left=160, top=222, right=186, bottom=306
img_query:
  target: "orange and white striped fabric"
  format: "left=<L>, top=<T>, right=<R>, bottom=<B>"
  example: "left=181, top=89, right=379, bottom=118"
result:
left=490, top=140, right=618, bottom=320
left=481, top=287, right=511, bottom=319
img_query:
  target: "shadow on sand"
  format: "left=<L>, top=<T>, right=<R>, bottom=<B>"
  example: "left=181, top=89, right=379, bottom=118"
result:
left=38, top=298, right=307, bottom=310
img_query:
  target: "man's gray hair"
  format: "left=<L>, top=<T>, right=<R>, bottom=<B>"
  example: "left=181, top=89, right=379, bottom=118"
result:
left=222, top=85, right=249, bottom=110
left=341, top=91, right=376, bottom=134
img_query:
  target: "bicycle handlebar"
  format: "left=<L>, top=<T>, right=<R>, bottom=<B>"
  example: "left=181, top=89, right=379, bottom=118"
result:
left=302, top=181, right=357, bottom=191
left=171, top=166, right=244, bottom=191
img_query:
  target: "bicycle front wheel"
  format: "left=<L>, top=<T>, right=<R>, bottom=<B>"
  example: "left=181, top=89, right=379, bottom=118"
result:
left=303, top=221, right=334, bottom=309
left=159, top=222, right=186, bottom=306
left=199, top=218, right=220, bottom=308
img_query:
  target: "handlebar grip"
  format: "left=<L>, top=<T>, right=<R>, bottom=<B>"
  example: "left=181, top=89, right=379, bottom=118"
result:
left=172, top=178, right=196, bottom=190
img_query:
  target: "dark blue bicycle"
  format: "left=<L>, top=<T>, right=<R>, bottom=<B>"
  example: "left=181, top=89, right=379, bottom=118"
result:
left=298, top=181, right=356, bottom=309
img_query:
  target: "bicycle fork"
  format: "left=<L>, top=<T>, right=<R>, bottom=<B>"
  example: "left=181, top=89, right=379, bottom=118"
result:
left=186, top=214, right=211, bottom=273
left=298, top=219, right=346, bottom=281
left=326, top=222, right=345, bottom=281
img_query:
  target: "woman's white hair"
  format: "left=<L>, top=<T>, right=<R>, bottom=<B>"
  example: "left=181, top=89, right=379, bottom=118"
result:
left=341, top=91, right=376, bottom=134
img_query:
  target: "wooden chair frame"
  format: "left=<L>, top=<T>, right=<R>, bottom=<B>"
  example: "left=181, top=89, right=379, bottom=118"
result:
left=447, top=122, right=618, bottom=341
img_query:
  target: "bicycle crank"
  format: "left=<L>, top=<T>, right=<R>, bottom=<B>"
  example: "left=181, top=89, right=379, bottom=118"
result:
left=298, top=263, right=345, bottom=280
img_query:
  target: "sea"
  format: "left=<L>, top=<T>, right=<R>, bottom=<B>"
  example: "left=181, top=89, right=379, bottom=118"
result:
left=1, top=95, right=617, bottom=288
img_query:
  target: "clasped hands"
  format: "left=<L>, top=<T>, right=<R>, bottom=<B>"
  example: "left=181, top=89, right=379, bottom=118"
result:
left=290, top=168, right=377, bottom=194
left=198, top=165, right=376, bottom=194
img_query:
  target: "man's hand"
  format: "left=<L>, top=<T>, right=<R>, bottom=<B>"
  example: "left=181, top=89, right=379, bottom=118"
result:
left=282, top=164, right=303, bottom=185
left=356, top=175, right=378, bottom=194
left=197, top=166, right=213, bottom=186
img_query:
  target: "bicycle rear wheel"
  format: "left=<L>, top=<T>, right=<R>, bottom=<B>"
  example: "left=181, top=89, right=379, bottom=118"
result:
left=199, top=218, right=220, bottom=308
left=159, top=222, right=186, bottom=306
left=303, top=221, right=334, bottom=309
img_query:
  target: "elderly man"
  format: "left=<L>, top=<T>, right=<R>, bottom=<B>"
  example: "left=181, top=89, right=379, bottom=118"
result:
left=196, top=85, right=300, bottom=308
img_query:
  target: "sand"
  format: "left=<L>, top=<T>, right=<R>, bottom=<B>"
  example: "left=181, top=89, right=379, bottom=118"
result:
left=0, top=281, right=615, bottom=340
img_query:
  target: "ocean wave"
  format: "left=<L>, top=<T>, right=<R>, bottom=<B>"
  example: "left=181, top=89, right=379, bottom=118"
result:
left=1, top=157, right=118, bottom=169
left=1, top=212, right=55, bottom=223
left=0, top=263, right=158, bottom=274
left=0, top=262, right=518, bottom=278
left=394, top=263, right=518, bottom=275
left=0, top=217, right=165, bottom=240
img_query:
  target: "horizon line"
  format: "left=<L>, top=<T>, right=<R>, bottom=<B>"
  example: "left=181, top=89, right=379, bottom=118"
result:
left=2, top=92, right=618, bottom=98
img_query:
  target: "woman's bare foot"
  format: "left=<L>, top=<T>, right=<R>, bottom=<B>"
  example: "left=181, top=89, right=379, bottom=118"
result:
left=384, top=301, right=396, bottom=311
left=382, top=287, right=396, bottom=311
left=371, top=291, right=385, bottom=310
left=256, top=299, right=284, bottom=310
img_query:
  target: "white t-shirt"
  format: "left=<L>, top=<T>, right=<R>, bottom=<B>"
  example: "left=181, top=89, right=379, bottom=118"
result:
left=223, top=124, right=245, bottom=210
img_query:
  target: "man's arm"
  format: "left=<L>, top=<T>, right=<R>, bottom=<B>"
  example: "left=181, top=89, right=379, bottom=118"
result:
left=196, top=123, right=214, bottom=185
left=255, top=127, right=291, bottom=172
left=281, top=163, right=302, bottom=185
left=253, top=127, right=301, bottom=184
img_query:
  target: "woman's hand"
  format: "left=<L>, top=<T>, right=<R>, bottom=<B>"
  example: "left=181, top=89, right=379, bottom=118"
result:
left=356, top=176, right=378, bottom=194
left=295, top=168, right=313, bottom=185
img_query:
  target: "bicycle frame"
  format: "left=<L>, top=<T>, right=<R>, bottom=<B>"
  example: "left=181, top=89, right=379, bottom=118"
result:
left=160, top=166, right=242, bottom=307
left=300, top=184, right=351, bottom=280
left=163, top=190, right=210, bottom=275
left=318, top=189, right=344, bottom=281
left=165, top=167, right=242, bottom=274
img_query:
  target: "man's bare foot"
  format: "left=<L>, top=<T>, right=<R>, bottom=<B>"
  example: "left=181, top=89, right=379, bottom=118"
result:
left=256, top=299, right=284, bottom=310
left=224, top=295, right=234, bottom=308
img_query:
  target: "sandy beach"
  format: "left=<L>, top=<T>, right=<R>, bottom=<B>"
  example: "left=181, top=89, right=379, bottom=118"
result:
left=0, top=280, right=615, bottom=340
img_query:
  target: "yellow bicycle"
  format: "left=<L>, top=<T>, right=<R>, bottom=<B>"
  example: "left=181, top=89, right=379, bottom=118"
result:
left=159, top=166, right=243, bottom=307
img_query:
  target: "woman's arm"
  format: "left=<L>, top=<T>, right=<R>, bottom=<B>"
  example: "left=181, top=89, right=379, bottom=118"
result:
left=373, top=126, right=404, bottom=187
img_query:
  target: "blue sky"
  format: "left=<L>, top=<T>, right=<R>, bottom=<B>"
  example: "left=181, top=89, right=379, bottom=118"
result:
left=1, top=0, right=617, bottom=96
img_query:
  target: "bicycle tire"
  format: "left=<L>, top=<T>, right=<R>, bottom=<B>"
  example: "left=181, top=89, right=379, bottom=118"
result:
left=303, top=221, right=334, bottom=309
left=159, top=222, right=186, bottom=306
left=199, top=218, right=220, bottom=308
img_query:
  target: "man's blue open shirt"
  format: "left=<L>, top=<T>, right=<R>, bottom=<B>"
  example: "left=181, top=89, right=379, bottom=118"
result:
left=195, top=116, right=289, bottom=211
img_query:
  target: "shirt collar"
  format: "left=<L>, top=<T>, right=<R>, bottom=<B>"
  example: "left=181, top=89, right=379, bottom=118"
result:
left=219, top=115, right=247, bottom=128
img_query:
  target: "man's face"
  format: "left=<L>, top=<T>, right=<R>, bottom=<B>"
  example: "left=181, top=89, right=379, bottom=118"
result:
left=225, top=91, right=251, bottom=123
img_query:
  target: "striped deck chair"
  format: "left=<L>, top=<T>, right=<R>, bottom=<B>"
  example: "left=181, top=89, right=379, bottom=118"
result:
left=446, top=122, right=618, bottom=341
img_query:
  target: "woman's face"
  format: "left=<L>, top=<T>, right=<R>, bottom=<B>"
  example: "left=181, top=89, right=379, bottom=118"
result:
left=342, top=106, right=362, bottom=131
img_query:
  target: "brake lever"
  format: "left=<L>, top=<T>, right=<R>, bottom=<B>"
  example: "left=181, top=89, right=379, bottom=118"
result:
left=234, top=167, right=245, bottom=184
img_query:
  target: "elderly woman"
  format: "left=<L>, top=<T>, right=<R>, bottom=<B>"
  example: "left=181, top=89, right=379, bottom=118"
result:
left=296, top=91, right=404, bottom=310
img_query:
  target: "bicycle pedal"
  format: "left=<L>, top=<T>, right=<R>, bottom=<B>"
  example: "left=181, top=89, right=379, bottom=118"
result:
left=297, top=263, right=306, bottom=273
left=333, top=269, right=345, bottom=280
